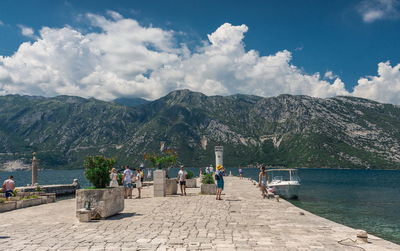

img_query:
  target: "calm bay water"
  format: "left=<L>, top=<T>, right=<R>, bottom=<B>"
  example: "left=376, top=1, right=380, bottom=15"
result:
left=1, top=168, right=399, bottom=244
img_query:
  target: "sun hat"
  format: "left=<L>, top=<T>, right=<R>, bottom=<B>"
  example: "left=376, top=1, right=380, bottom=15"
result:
left=216, top=165, right=223, bottom=170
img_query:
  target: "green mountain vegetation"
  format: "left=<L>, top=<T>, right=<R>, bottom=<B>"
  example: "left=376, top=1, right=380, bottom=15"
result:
left=1, top=90, right=399, bottom=169
left=112, top=97, right=149, bottom=107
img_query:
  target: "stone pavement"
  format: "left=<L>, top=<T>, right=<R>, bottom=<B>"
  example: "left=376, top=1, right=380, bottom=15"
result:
left=0, top=177, right=399, bottom=251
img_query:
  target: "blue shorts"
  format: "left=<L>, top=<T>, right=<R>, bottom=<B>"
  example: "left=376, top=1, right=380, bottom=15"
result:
left=216, top=179, right=224, bottom=190
left=5, top=190, right=13, bottom=198
left=123, top=181, right=132, bottom=188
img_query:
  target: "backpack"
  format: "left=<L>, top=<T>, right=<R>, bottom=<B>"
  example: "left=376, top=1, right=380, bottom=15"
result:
left=215, top=173, right=220, bottom=181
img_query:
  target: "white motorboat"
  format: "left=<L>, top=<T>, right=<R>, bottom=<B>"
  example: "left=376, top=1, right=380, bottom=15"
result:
left=266, top=168, right=300, bottom=199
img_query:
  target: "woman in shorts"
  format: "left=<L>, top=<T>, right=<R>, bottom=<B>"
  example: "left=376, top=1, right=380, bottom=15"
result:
left=258, top=166, right=268, bottom=198
left=135, top=169, right=142, bottom=199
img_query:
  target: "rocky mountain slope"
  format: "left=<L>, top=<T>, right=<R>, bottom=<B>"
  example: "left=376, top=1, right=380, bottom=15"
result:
left=1, top=90, right=399, bottom=169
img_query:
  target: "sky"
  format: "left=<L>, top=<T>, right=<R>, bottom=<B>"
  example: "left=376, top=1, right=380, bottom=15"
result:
left=0, top=0, right=399, bottom=104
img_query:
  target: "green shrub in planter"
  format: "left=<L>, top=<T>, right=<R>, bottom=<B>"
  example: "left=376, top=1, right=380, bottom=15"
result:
left=201, top=173, right=215, bottom=184
left=21, top=195, right=39, bottom=200
left=186, top=171, right=194, bottom=179
left=84, top=156, right=116, bottom=188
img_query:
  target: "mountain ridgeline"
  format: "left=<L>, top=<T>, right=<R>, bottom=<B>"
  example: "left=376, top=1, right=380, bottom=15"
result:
left=1, top=90, right=400, bottom=169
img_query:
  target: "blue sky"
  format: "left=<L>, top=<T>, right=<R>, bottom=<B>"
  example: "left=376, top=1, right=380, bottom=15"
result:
left=0, top=0, right=399, bottom=103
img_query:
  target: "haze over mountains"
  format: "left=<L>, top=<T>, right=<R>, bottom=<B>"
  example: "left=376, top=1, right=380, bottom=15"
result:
left=1, top=89, right=399, bottom=170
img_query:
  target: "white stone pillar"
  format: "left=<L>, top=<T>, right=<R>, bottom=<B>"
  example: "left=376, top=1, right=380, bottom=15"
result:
left=153, top=169, right=166, bottom=197
left=215, top=146, right=223, bottom=167
left=32, top=152, right=38, bottom=186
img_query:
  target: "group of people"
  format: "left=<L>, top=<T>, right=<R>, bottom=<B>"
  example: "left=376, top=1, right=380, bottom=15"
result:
left=204, top=165, right=214, bottom=174
left=110, top=166, right=144, bottom=199
left=2, top=165, right=270, bottom=201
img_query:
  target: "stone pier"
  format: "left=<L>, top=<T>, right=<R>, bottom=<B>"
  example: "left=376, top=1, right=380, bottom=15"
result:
left=0, top=177, right=399, bottom=250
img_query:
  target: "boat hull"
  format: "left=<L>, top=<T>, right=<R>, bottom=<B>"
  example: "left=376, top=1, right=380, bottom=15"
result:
left=268, top=182, right=300, bottom=199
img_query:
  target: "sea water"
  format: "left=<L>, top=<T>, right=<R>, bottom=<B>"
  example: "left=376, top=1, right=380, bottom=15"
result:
left=1, top=168, right=399, bottom=244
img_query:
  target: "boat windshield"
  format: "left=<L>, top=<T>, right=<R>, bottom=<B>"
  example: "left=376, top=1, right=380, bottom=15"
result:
left=267, top=169, right=300, bottom=182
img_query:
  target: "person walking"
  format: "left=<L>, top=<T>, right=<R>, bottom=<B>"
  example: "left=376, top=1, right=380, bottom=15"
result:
left=2, top=176, right=15, bottom=200
left=215, top=165, right=225, bottom=200
left=205, top=166, right=210, bottom=174
left=258, top=166, right=268, bottom=198
left=109, top=168, right=119, bottom=187
left=134, top=169, right=142, bottom=199
left=122, top=166, right=133, bottom=199
left=147, top=169, right=152, bottom=180
left=239, top=168, right=243, bottom=179
left=140, top=169, right=144, bottom=183
left=177, top=166, right=187, bottom=196
left=209, top=165, right=214, bottom=173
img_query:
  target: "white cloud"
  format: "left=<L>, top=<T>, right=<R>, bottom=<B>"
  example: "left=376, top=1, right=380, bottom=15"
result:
left=0, top=20, right=4, bottom=26
left=353, top=62, right=400, bottom=104
left=18, top=25, right=36, bottom=38
left=324, top=71, right=337, bottom=80
left=106, top=10, right=123, bottom=20
left=0, top=12, right=399, bottom=104
left=357, top=0, right=400, bottom=23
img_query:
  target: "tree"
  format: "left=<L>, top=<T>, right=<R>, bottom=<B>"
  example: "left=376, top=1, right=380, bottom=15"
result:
left=84, top=156, right=116, bottom=188
left=144, top=149, right=178, bottom=169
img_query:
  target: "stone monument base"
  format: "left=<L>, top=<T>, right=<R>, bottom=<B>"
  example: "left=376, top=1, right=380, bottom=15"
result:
left=76, top=187, right=124, bottom=219
left=154, top=169, right=166, bottom=197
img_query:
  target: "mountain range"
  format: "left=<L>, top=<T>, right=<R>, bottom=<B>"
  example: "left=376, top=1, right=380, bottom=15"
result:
left=1, top=89, right=400, bottom=169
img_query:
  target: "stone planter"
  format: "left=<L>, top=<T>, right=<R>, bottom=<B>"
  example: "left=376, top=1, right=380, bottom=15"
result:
left=201, top=184, right=217, bottom=195
left=16, top=198, right=43, bottom=209
left=166, top=178, right=178, bottom=195
left=0, top=201, right=16, bottom=212
left=43, top=193, right=56, bottom=203
left=76, top=187, right=124, bottom=219
left=153, top=169, right=166, bottom=197
left=186, top=178, right=197, bottom=188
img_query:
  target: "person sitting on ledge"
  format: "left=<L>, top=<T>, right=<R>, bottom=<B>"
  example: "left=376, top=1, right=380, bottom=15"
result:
left=2, top=175, right=15, bottom=200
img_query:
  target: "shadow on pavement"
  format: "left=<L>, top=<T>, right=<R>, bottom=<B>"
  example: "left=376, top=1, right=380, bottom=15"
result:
left=106, top=212, right=142, bottom=220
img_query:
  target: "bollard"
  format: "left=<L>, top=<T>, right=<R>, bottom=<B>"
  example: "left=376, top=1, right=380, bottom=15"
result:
left=356, top=230, right=368, bottom=243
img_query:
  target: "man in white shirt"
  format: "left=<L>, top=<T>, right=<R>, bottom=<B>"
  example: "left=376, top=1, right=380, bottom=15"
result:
left=209, top=165, right=214, bottom=173
left=177, top=166, right=187, bottom=196
left=122, top=166, right=133, bottom=199
left=2, top=175, right=15, bottom=200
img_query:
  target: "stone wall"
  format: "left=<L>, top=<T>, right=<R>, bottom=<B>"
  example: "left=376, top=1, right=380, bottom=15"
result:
left=0, top=193, right=56, bottom=213
left=17, top=179, right=80, bottom=196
